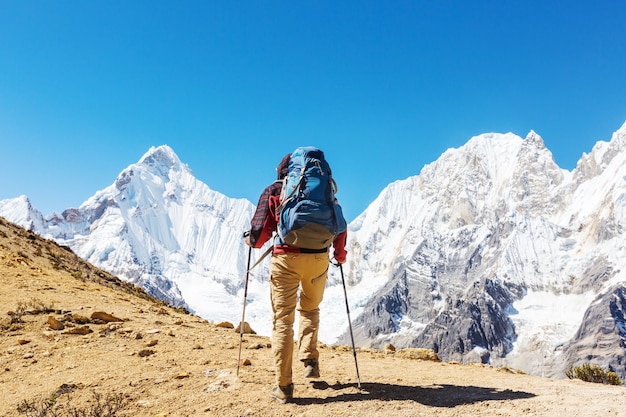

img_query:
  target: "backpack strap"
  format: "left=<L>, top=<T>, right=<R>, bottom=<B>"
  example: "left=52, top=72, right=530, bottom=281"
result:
left=276, top=167, right=305, bottom=217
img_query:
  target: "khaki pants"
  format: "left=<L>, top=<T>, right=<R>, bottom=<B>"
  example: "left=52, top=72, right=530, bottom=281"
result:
left=270, top=253, right=329, bottom=386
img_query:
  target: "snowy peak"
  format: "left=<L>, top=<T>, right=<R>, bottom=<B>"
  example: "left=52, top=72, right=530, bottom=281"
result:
left=416, top=131, right=563, bottom=226
left=567, top=122, right=626, bottom=244
left=574, top=121, right=626, bottom=183
left=513, top=131, right=566, bottom=216
left=426, top=132, right=522, bottom=188
left=0, top=195, right=45, bottom=232
left=354, top=131, right=562, bottom=235
left=138, top=145, right=187, bottom=174
left=114, top=145, right=189, bottom=192
left=523, top=130, right=546, bottom=149
left=107, top=148, right=193, bottom=212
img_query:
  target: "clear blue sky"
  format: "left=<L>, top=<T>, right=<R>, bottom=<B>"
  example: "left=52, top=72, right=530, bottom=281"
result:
left=1, top=1, right=625, bottom=222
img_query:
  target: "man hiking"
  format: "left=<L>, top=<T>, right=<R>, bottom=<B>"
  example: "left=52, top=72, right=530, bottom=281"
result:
left=245, top=147, right=347, bottom=404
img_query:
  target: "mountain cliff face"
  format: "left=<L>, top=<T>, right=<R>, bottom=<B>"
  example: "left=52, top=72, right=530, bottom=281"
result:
left=2, top=122, right=626, bottom=380
left=340, top=122, right=626, bottom=379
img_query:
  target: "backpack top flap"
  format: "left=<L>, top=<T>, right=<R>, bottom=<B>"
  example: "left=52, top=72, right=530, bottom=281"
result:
left=277, top=146, right=346, bottom=249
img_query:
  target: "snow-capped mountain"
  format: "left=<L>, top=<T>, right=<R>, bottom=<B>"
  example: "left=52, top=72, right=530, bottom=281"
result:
left=337, top=121, right=626, bottom=379
left=2, top=121, right=626, bottom=380
left=0, top=146, right=272, bottom=332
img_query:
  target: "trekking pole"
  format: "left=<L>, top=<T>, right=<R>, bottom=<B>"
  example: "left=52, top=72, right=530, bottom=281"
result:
left=236, top=245, right=252, bottom=376
left=339, top=263, right=361, bottom=388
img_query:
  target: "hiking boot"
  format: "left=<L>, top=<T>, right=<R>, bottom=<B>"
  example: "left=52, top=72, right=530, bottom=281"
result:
left=303, top=358, right=320, bottom=378
left=269, top=383, right=293, bottom=404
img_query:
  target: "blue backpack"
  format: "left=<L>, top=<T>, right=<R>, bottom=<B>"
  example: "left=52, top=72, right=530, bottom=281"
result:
left=277, top=147, right=347, bottom=250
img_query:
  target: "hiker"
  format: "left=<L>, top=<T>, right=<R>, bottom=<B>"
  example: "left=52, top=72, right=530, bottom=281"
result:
left=245, top=148, right=347, bottom=404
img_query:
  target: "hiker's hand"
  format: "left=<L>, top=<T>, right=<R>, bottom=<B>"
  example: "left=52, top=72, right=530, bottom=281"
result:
left=333, top=246, right=346, bottom=264
left=243, top=231, right=253, bottom=247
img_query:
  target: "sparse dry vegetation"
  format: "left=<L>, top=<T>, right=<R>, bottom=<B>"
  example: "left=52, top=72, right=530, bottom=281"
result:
left=17, top=389, right=129, bottom=417
left=3, top=298, right=55, bottom=331
left=566, top=363, right=624, bottom=386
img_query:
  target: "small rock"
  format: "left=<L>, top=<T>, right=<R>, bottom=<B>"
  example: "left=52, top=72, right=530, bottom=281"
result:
left=147, top=340, right=158, bottom=347
left=175, top=373, right=190, bottom=379
left=47, top=316, right=64, bottom=331
left=91, top=311, right=123, bottom=323
left=17, top=339, right=30, bottom=345
left=215, top=321, right=234, bottom=329
left=395, top=348, right=440, bottom=361
left=334, top=345, right=351, bottom=352
left=138, top=349, right=155, bottom=357
left=52, top=383, right=78, bottom=397
left=205, top=370, right=238, bottom=393
left=63, top=326, right=92, bottom=335
left=72, top=314, right=91, bottom=324
left=234, top=321, right=256, bottom=334
left=239, top=358, right=252, bottom=366
left=42, top=331, right=56, bottom=340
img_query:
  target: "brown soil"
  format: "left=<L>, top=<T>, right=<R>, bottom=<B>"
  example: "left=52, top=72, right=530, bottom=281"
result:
left=1, top=216, right=625, bottom=417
